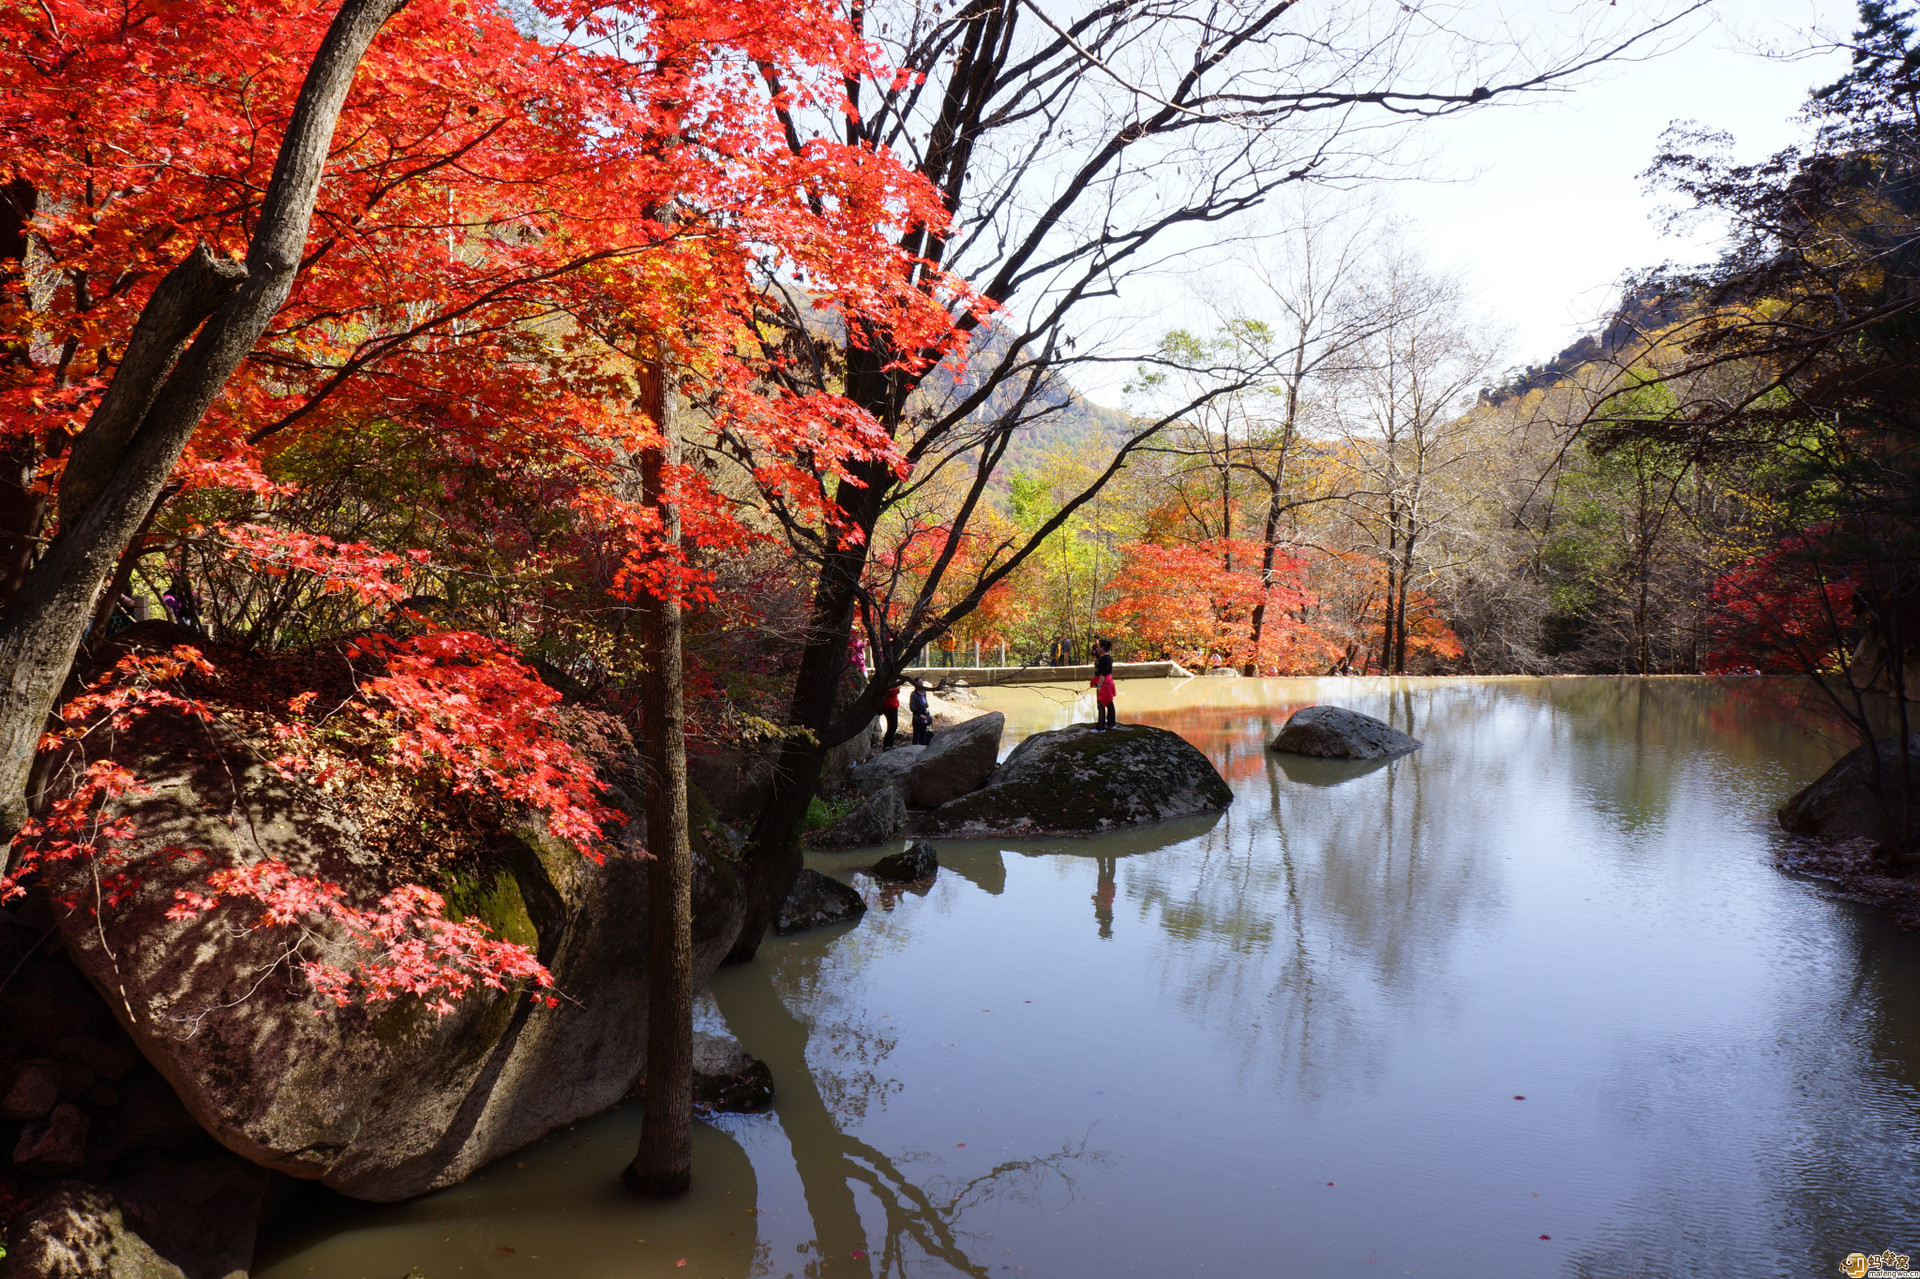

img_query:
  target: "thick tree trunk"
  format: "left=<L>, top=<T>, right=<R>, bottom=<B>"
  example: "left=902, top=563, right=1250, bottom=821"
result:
left=730, top=429, right=910, bottom=962
left=0, top=0, right=408, bottom=853
left=729, top=534, right=870, bottom=962
left=627, top=364, right=694, bottom=1198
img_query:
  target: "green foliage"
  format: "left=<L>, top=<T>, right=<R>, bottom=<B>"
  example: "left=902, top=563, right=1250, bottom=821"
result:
left=803, top=795, right=855, bottom=831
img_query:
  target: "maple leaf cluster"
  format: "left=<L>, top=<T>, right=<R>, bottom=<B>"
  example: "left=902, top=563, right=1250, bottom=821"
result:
left=169, top=867, right=556, bottom=1017
left=1704, top=527, right=1860, bottom=675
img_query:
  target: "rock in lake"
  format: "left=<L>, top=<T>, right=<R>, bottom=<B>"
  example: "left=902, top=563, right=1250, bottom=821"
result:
left=866, top=839, right=939, bottom=883
left=775, top=869, right=868, bottom=934
left=1778, top=734, right=1920, bottom=842
left=806, top=786, right=907, bottom=850
left=39, top=709, right=747, bottom=1202
left=691, top=1032, right=776, bottom=1115
left=1268, top=705, right=1421, bottom=759
left=908, top=711, right=1004, bottom=808
left=922, top=723, right=1231, bottom=836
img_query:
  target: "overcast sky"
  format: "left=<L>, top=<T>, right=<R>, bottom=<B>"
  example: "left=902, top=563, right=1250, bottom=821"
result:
left=1400, top=0, right=1856, bottom=371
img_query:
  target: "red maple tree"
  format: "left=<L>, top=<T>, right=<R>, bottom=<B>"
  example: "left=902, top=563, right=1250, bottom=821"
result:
left=0, top=0, right=966, bottom=1009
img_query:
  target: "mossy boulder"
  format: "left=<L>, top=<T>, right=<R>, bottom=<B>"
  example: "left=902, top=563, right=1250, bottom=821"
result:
left=921, top=723, right=1231, bottom=836
left=40, top=710, right=745, bottom=1202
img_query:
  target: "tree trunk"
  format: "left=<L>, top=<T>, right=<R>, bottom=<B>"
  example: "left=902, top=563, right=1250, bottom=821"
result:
left=626, top=361, right=694, bottom=1198
left=1394, top=530, right=1417, bottom=674
left=1245, top=472, right=1283, bottom=675
left=730, top=536, right=869, bottom=961
left=0, top=0, right=407, bottom=854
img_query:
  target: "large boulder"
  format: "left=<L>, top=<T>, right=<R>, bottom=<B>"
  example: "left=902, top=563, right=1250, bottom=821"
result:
left=41, top=710, right=746, bottom=1202
left=908, top=711, right=1005, bottom=808
left=774, top=869, right=867, bottom=935
left=848, top=745, right=925, bottom=803
left=806, top=786, right=907, bottom=850
left=687, top=742, right=777, bottom=825
left=1268, top=705, right=1421, bottom=759
left=1779, top=735, right=1920, bottom=842
left=922, top=723, right=1232, bottom=836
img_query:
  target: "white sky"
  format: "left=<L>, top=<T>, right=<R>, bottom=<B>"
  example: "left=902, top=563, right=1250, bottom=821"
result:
left=1395, top=0, right=1856, bottom=371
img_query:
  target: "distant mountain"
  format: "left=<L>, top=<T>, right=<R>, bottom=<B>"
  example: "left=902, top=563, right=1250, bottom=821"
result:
left=923, top=327, right=1141, bottom=496
left=1483, top=288, right=1695, bottom=404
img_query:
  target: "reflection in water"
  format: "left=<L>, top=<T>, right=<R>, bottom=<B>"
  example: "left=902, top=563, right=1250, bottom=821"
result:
left=256, top=678, right=1920, bottom=1279
left=1092, top=857, right=1117, bottom=939
left=714, top=952, right=1113, bottom=1267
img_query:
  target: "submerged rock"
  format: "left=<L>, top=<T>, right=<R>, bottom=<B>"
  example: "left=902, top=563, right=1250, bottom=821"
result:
left=908, top=711, right=1004, bottom=808
left=774, top=869, right=868, bottom=935
left=1778, top=734, right=1920, bottom=843
left=1268, top=705, right=1421, bottom=760
left=866, top=840, right=939, bottom=883
left=922, top=723, right=1232, bottom=837
left=807, top=786, right=907, bottom=850
left=40, top=710, right=747, bottom=1202
left=690, top=1032, right=776, bottom=1115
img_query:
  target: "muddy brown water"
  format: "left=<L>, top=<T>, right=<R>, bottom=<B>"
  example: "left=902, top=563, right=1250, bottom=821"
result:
left=255, top=677, right=1920, bottom=1278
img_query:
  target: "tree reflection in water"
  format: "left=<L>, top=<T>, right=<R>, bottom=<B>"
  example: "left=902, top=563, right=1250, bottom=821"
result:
left=712, top=949, right=1112, bottom=1278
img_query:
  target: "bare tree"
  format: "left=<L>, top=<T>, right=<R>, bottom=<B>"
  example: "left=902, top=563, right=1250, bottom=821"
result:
left=718, top=0, right=1709, bottom=952
left=1127, top=199, right=1388, bottom=670
left=1327, top=246, right=1503, bottom=673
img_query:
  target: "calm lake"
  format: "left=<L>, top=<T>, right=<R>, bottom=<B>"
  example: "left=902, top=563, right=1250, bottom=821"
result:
left=255, top=676, right=1920, bottom=1279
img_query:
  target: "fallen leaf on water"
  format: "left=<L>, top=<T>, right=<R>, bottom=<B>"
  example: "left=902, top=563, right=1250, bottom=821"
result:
left=851, top=1251, right=866, bottom=1259
left=1513, top=1095, right=1526, bottom=1100
left=495, top=1247, right=515, bottom=1256
left=1539, top=1235, right=1552, bottom=1241
left=676, top=1260, right=688, bottom=1268
left=1325, top=1182, right=1334, bottom=1186
left=957, top=1142, right=966, bottom=1147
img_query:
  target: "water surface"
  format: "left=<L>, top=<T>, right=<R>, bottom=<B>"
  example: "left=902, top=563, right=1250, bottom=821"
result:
left=257, top=677, right=1920, bottom=1278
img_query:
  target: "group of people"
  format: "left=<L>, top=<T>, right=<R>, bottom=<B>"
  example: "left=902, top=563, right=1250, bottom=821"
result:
left=879, top=678, right=936, bottom=750
left=871, top=634, right=1119, bottom=749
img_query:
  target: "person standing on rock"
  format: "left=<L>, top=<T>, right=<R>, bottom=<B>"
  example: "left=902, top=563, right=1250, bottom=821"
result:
left=882, top=681, right=901, bottom=750
left=909, top=679, right=933, bottom=746
left=1091, top=637, right=1117, bottom=730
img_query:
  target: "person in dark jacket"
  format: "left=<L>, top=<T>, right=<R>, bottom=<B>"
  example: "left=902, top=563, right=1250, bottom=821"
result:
left=1091, top=638, right=1116, bottom=730
left=909, top=680, right=933, bottom=746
